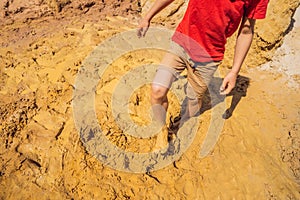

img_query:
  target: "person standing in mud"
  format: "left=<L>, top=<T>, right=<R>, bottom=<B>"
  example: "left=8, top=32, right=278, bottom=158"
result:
left=137, top=0, right=269, bottom=149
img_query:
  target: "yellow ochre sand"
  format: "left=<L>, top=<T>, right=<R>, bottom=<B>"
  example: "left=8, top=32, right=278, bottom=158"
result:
left=0, top=0, right=299, bottom=199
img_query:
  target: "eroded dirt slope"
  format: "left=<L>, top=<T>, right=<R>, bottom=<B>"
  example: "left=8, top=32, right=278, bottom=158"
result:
left=0, top=0, right=299, bottom=199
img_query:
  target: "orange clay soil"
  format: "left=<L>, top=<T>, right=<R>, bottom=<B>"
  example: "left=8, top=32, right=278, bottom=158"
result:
left=0, top=0, right=299, bottom=199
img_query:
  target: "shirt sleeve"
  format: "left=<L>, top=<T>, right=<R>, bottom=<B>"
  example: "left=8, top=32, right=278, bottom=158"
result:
left=245, top=0, right=269, bottom=19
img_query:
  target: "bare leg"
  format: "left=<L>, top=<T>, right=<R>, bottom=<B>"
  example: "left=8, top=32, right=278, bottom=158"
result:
left=151, top=84, right=171, bottom=150
left=185, top=97, right=201, bottom=119
left=150, top=84, right=169, bottom=125
left=173, top=97, right=202, bottom=132
left=150, top=50, right=185, bottom=150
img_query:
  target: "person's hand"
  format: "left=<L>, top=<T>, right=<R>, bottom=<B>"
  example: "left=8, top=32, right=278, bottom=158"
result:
left=137, top=18, right=150, bottom=38
left=220, top=71, right=238, bottom=95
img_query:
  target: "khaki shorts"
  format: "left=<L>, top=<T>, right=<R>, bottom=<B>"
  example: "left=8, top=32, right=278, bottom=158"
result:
left=153, top=41, right=221, bottom=100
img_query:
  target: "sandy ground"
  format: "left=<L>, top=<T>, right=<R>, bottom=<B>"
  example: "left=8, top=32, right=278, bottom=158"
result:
left=0, top=0, right=299, bottom=199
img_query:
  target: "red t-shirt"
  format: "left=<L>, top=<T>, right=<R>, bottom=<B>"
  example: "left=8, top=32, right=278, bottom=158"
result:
left=172, top=0, right=269, bottom=62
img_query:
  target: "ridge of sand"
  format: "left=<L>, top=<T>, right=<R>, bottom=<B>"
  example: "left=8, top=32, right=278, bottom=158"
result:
left=0, top=1, right=299, bottom=199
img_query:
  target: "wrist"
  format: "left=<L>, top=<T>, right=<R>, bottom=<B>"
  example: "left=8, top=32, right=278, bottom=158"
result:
left=230, top=66, right=241, bottom=75
left=229, top=70, right=239, bottom=77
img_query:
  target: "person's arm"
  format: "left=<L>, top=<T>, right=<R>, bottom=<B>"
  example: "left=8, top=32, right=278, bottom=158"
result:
left=220, top=17, right=256, bottom=95
left=137, top=0, right=174, bottom=37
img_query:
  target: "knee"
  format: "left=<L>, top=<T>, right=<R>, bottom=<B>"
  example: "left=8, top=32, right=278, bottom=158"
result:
left=151, top=84, right=167, bottom=101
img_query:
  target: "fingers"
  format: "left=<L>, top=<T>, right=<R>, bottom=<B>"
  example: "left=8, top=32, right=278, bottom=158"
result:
left=142, top=26, right=149, bottom=37
left=137, top=28, right=142, bottom=38
left=219, top=80, right=227, bottom=94
left=137, top=26, right=149, bottom=38
left=219, top=83, right=227, bottom=95
left=137, top=19, right=150, bottom=38
left=220, top=84, right=234, bottom=95
left=220, top=71, right=238, bottom=95
left=220, top=78, right=234, bottom=95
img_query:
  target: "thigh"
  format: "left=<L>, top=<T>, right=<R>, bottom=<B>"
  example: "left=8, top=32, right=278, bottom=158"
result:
left=152, top=49, right=188, bottom=89
left=194, top=62, right=220, bottom=86
left=186, top=62, right=220, bottom=99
